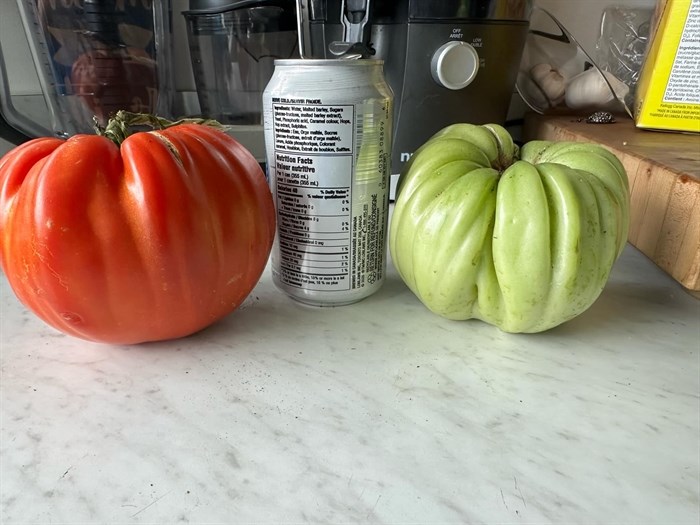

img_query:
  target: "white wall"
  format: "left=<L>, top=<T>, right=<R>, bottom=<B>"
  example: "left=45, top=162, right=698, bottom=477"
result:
left=0, top=1, right=38, bottom=95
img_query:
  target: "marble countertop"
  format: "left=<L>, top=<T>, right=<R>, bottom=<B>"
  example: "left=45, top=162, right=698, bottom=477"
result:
left=1, top=242, right=699, bottom=524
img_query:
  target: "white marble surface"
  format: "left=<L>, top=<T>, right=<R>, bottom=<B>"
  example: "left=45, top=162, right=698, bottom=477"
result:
left=1, top=243, right=699, bottom=524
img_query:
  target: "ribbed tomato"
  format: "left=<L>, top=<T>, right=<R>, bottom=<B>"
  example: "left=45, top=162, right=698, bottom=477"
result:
left=0, top=117, right=275, bottom=344
left=389, top=123, right=630, bottom=333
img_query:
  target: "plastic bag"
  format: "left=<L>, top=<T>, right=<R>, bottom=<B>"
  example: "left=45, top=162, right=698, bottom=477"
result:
left=516, top=7, right=635, bottom=117
left=595, top=6, right=654, bottom=108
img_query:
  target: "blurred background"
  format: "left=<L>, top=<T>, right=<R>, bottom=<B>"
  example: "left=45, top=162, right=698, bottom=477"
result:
left=0, top=0, right=657, bottom=157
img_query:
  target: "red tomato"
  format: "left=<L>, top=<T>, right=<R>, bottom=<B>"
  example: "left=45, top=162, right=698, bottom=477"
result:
left=0, top=124, right=275, bottom=344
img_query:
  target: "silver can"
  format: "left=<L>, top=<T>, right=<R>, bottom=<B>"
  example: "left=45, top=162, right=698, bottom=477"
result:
left=263, top=59, right=393, bottom=306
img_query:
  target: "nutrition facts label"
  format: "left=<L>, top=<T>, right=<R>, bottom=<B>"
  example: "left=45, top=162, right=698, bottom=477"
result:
left=271, top=100, right=357, bottom=291
left=664, top=0, right=700, bottom=104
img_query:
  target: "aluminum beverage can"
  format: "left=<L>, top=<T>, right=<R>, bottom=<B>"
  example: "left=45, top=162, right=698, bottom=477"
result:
left=262, top=59, right=393, bottom=306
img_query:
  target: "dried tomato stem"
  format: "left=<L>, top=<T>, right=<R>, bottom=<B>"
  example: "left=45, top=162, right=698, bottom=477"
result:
left=94, top=110, right=225, bottom=146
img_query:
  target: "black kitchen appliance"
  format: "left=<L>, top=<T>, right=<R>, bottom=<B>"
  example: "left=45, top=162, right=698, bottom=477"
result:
left=183, top=0, right=299, bottom=126
left=182, top=0, right=299, bottom=160
left=0, top=0, right=174, bottom=139
left=296, top=0, right=533, bottom=182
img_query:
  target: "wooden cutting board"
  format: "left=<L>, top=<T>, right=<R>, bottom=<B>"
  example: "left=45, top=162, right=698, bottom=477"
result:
left=523, top=113, right=700, bottom=292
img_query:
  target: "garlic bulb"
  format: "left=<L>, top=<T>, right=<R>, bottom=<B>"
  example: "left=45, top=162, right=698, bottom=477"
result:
left=530, top=63, right=566, bottom=106
left=565, top=68, right=630, bottom=110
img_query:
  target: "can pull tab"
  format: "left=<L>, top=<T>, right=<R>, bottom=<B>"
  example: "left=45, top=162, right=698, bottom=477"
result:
left=329, top=0, right=374, bottom=59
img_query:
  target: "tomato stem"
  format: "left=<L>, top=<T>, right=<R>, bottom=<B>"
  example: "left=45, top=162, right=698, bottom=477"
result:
left=94, top=110, right=224, bottom=146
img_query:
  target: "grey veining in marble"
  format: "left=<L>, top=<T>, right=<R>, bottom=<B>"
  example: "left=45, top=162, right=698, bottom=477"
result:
left=1, top=244, right=699, bottom=524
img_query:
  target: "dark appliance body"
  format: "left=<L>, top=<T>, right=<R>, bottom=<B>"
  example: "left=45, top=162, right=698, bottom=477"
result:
left=298, top=0, right=533, bottom=176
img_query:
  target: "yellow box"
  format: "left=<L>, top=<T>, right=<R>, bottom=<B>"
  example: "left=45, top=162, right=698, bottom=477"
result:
left=634, top=0, right=700, bottom=132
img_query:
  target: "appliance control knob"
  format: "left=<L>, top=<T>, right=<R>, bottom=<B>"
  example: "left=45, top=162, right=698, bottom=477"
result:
left=430, top=41, right=480, bottom=90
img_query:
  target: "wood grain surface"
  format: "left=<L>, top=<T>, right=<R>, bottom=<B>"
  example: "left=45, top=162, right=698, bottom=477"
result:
left=523, top=113, right=700, bottom=292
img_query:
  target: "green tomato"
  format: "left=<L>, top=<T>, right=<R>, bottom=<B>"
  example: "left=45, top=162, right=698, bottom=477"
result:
left=389, top=123, right=630, bottom=333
